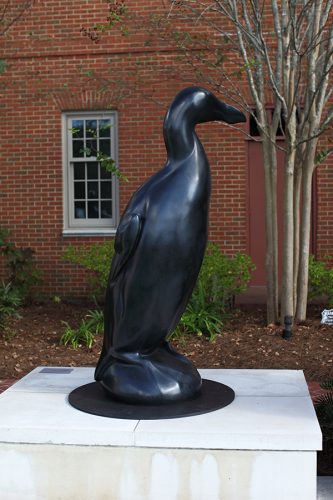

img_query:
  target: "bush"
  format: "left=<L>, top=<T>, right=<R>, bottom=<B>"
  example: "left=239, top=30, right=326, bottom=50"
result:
left=176, top=300, right=223, bottom=342
left=60, top=308, right=104, bottom=349
left=0, top=228, right=42, bottom=301
left=308, top=255, right=333, bottom=306
left=315, top=379, right=333, bottom=441
left=0, top=281, right=22, bottom=327
left=63, top=241, right=255, bottom=342
left=63, top=242, right=114, bottom=298
left=199, top=243, right=255, bottom=311
left=174, top=244, right=255, bottom=340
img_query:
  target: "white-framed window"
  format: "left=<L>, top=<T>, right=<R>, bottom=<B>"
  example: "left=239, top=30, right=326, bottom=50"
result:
left=62, top=111, right=119, bottom=235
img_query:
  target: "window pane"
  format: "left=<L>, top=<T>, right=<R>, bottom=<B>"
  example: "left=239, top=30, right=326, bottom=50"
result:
left=72, top=120, right=84, bottom=138
left=99, top=139, right=111, bottom=156
left=101, top=181, right=111, bottom=198
left=101, top=201, right=112, bottom=219
left=74, top=182, right=85, bottom=199
left=66, top=112, right=117, bottom=230
left=87, top=181, right=98, bottom=199
left=73, top=163, right=85, bottom=180
left=86, top=139, right=97, bottom=156
left=99, top=119, right=111, bottom=137
left=75, top=201, right=86, bottom=219
left=100, top=165, right=112, bottom=179
left=73, top=140, right=84, bottom=157
left=88, top=201, right=99, bottom=218
left=86, top=120, right=97, bottom=138
left=87, top=162, right=99, bottom=179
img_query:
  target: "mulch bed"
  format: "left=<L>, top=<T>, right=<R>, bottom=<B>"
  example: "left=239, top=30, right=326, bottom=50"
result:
left=1, top=302, right=332, bottom=381
left=0, top=301, right=332, bottom=474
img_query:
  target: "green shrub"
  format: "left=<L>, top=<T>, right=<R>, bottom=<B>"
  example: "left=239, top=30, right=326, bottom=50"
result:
left=0, top=281, right=22, bottom=327
left=64, top=241, right=255, bottom=341
left=85, top=308, right=104, bottom=334
left=315, top=379, right=333, bottom=441
left=60, top=308, right=104, bottom=349
left=174, top=244, right=255, bottom=340
left=0, top=228, right=42, bottom=301
left=198, top=243, right=255, bottom=311
left=63, top=242, right=114, bottom=297
left=308, top=255, right=333, bottom=306
left=176, top=300, right=223, bottom=342
left=60, top=321, right=94, bottom=349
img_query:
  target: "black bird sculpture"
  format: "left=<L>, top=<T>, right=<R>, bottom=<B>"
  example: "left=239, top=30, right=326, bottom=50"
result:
left=95, top=87, right=246, bottom=404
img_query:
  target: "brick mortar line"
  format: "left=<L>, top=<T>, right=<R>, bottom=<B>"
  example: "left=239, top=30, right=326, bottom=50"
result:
left=2, top=45, right=217, bottom=62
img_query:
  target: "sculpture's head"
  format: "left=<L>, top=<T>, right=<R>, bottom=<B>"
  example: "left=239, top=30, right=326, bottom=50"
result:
left=172, top=86, right=246, bottom=125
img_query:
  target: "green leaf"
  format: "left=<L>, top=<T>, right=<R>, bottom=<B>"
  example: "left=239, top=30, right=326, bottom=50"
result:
left=84, top=69, right=96, bottom=78
left=172, top=244, right=255, bottom=341
left=0, top=60, right=7, bottom=75
left=69, top=127, right=80, bottom=137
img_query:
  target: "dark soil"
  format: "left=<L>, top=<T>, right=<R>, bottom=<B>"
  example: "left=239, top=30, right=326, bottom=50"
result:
left=0, top=302, right=332, bottom=474
left=1, top=302, right=332, bottom=381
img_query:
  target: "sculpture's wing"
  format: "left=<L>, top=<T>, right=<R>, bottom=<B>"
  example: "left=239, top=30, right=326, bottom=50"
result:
left=109, top=213, right=143, bottom=282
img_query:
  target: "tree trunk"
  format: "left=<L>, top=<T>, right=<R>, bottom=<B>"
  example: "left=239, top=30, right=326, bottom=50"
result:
left=293, top=163, right=302, bottom=310
left=262, top=138, right=279, bottom=323
left=296, top=146, right=316, bottom=321
left=281, top=150, right=295, bottom=322
left=270, top=145, right=279, bottom=322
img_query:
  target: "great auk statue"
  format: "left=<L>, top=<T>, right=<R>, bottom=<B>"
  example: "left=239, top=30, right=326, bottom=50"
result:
left=95, top=87, right=246, bottom=404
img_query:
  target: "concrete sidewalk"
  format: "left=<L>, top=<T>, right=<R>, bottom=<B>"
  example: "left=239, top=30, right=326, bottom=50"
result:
left=317, top=477, right=333, bottom=499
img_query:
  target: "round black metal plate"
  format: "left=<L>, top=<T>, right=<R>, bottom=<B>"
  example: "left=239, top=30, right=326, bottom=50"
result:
left=68, top=379, right=235, bottom=420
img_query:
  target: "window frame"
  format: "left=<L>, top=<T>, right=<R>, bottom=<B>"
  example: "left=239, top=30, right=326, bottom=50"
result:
left=62, top=111, right=119, bottom=236
left=248, top=108, right=286, bottom=141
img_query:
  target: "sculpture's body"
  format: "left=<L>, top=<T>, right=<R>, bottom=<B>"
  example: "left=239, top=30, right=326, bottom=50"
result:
left=95, top=87, right=246, bottom=404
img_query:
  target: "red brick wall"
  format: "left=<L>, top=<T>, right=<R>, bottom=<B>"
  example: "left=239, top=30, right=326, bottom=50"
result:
left=0, top=1, right=247, bottom=297
left=317, top=143, right=333, bottom=260
left=0, top=1, right=331, bottom=298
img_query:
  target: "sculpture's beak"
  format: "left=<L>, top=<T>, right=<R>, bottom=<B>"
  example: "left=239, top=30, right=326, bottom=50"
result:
left=215, top=101, right=247, bottom=124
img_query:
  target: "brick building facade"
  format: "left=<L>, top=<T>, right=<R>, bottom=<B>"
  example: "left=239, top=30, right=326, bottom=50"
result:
left=0, top=1, right=332, bottom=299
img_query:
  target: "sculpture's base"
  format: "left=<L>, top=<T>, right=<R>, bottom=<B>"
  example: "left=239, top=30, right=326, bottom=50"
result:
left=94, top=342, right=203, bottom=404
left=68, top=379, right=235, bottom=419
left=0, top=367, right=322, bottom=500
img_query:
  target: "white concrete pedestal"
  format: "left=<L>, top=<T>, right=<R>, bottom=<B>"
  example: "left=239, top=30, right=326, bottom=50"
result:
left=0, top=368, right=322, bottom=500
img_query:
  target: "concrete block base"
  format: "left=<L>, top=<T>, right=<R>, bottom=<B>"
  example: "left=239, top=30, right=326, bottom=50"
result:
left=0, top=443, right=317, bottom=500
left=0, top=367, right=322, bottom=500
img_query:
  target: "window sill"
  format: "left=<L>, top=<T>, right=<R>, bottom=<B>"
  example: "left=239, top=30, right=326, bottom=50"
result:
left=62, top=229, right=117, bottom=237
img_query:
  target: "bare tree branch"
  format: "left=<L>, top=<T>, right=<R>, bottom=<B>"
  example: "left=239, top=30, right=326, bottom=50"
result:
left=0, top=0, right=33, bottom=36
